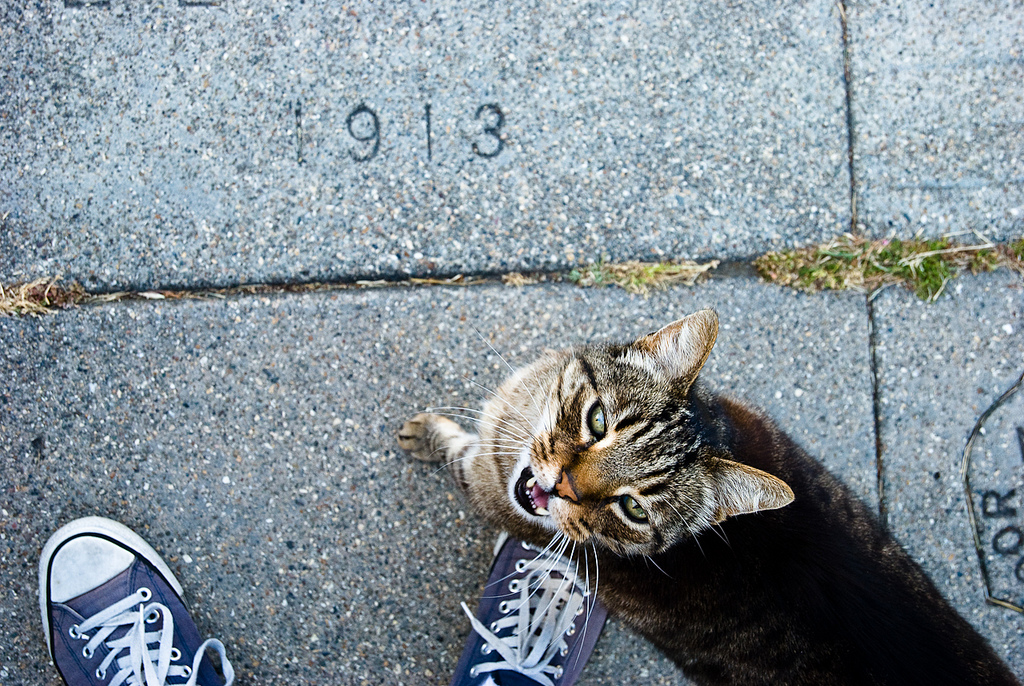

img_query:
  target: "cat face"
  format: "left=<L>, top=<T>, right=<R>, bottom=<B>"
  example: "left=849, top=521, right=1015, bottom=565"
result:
left=472, top=310, right=793, bottom=557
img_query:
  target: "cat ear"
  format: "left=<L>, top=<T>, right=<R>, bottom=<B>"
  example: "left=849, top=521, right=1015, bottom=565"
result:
left=710, top=459, right=794, bottom=523
left=633, top=309, right=719, bottom=387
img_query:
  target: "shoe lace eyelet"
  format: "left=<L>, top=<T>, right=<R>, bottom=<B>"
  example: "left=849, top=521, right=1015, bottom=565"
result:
left=481, top=643, right=492, bottom=655
left=170, top=647, right=181, bottom=661
left=68, top=625, right=81, bottom=639
left=138, top=587, right=152, bottom=601
left=514, top=559, right=527, bottom=572
left=560, top=646, right=569, bottom=657
left=469, top=666, right=479, bottom=678
left=554, top=666, right=564, bottom=678
left=95, top=668, right=106, bottom=680
left=82, top=645, right=94, bottom=659
left=508, top=580, right=521, bottom=592
left=498, top=600, right=510, bottom=614
left=575, top=605, right=585, bottom=616
left=520, top=541, right=531, bottom=550
left=565, top=625, right=576, bottom=636
left=145, top=610, right=160, bottom=624
left=181, top=665, right=192, bottom=677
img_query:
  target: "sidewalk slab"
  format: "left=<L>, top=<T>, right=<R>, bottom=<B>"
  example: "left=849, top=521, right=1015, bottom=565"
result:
left=873, top=270, right=1024, bottom=673
left=0, top=277, right=873, bottom=684
left=0, top=1, right=849, bottom=290
left=849, top=1, right=1024, bottom=239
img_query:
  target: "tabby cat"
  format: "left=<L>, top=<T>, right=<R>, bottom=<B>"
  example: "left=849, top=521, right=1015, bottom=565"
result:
left=398, top=310, right=1018, bottom=685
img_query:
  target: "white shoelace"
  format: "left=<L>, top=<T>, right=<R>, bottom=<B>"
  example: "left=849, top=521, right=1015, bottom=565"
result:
left=461, top=549, right=590, bottom=686
left=69, top=588, right=234, bottom=686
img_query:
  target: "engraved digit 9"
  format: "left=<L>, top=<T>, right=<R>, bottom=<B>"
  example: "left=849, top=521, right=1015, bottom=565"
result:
left=347, top=104, right=380, bottom=162
left=473, top=103, right=504, bottom=158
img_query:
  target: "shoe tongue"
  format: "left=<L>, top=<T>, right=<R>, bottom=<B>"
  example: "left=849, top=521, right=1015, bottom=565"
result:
left=488, top=670, right=547, bottom=686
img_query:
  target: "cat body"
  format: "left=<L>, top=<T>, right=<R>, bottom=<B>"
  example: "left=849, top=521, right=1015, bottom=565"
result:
left=399, top=311, right=1017, bottom=685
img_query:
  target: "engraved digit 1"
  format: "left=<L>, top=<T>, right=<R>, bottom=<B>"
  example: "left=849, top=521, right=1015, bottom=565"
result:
left=295, top=101, right=304, bottom=165
left=425, top=103, right=433, bottom=161
left=472, top=103, right=504, bottom=158
left=347, top=104, right=380, bottom=162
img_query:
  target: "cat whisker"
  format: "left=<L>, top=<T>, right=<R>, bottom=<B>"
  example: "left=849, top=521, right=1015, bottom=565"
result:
left=473, top=439, right=528, bottom=449
left=425, top=406, right=532, bottom=443
left=524, top=533, right=571, bottom=610
left=534, top=539, right=577, bottom=636
left=464, top=376, right=537, bottom=429
left=483, top=533, right=566, bottom=593
left=690, top=531, right=707, bottom=558
left=590, top=540, right=600, bottom=605
left=663, top=498, right=700, bottom=531
left=431, top=448, right=525, bottom=476
left=419, top=446, right=455, bottom=464
left=479, top=422, right=534, bottom=446
left=570, top=548, right=595, bottom=671
left=708, top=523, right=731, bottom=549
left=431, top=453, right=481, bottom=476
left=470, top=440, right=524, bottom=450
left=431, top=417, right=532, bottom=454
left=660, top=497, right=713, bottom=557
left=470, top=325, right=544, bottom=417
left=643, top=554, right=672, bottom=579
left=428, top=406, right=533, bottom=442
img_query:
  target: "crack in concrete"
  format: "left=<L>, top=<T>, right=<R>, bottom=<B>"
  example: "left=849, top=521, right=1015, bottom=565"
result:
left=866, top=294, right=888, bottom=528
left=837, top=0, right=859, bottom=235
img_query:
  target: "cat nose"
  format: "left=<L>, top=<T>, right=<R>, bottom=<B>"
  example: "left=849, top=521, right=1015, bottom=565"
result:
left=555, top=469, right=579, bottom=502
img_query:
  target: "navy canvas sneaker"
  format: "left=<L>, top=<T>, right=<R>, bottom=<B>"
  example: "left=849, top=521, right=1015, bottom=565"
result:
left=450, top=533, right=609, bottom=686
left=39, top=516, right=234, bottom=686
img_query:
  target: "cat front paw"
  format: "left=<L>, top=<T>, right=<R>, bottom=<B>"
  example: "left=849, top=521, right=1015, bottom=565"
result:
left=397, top=413, right=467, bottom=462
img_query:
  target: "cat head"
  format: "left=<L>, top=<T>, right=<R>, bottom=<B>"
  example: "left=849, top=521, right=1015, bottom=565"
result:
left=499, top=309, right=794, bottom=556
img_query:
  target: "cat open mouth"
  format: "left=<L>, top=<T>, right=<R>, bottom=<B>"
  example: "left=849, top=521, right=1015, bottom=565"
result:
left=514, top=467, right=551, bottom=517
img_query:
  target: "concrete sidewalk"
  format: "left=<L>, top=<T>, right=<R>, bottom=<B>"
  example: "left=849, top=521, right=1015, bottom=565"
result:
left=1, top=1, right=1022, bottom=684
left=2, top=273, right=1022, bottom=684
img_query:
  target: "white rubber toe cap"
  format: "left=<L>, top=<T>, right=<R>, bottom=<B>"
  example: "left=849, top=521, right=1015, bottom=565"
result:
left=48, top=535, right=135, bottom=603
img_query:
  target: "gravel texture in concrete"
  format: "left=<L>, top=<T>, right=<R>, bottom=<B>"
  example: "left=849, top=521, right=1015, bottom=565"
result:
left=0, top=1, right=849, bottom=290
left=873, top=270, right=1024, bottom=673
left=1, top=278, right=874, bottom=685
left=850, top=0, right=1024, bottom=240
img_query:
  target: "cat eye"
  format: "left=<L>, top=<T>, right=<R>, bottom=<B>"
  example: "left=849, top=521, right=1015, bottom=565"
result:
left=587, top=402, right=606, bottom=439
left=619, top=494, right=648, bottom=523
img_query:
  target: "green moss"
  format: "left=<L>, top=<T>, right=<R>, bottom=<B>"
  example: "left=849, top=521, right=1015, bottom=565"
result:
left=570, top=260, right=718, bottom=294
left=756, top=235, right=1021, bottom=302
left=967, top=249, right=1000, bottom=274
left=1010, top=238, right=1024, bottom=261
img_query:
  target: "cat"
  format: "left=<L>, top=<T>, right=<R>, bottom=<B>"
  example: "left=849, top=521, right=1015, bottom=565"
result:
left=398, top=309, right=1018, bottom=685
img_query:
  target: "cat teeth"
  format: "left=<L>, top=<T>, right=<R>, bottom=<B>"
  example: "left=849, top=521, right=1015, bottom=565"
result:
left=526, top=477, right=537, bottom=489
left=535, top=507, right=550, bottom=516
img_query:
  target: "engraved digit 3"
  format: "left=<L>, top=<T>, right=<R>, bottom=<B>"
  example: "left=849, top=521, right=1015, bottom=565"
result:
left=472, top=103, right=504, bottom=158
left=347, top=104, right=380, bottom=162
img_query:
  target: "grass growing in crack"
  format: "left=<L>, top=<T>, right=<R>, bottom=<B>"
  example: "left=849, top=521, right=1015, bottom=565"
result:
left=0, top=278, right=87, bottom=316
left=568, top=259, right=719, bottom=295
left=755, top=235, right=1023, bottom=301
left=4, top=237, right=1020, bottom=317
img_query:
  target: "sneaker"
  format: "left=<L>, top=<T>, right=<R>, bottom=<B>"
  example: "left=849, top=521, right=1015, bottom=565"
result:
left=450, top=533, right=608, bottom=686
left=39, top=516, right=234, bottom=686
